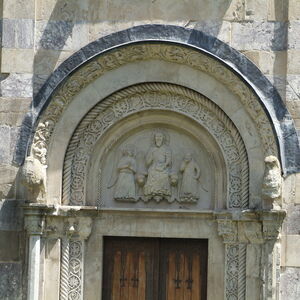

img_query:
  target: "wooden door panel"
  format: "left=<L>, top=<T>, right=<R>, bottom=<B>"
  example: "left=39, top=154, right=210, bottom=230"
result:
left=159, top=239, right=208, bottom=300
left=102, top=237, right=158, bottom=300
left=102, top=237, right=207, bottom=300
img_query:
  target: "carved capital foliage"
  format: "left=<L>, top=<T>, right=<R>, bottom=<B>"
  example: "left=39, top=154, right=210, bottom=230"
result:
left=217, top=219, right=238, bottom=244
left=25, top=215, right=45, bottom=235
left=42, top=216, right=93, bottom=240
left=216, top=210, right=285, bottom=244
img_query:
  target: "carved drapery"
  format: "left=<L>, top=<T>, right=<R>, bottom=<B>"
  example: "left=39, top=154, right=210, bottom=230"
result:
left=31, top=43, right=277, bottom=168
left=62, top=83, right=248, bottom=208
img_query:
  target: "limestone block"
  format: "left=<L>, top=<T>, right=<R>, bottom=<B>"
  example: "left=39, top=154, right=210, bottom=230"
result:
left=0, top=200, right=23, bottom=231
left=282, top=235, right=300, bottom=267
left=245, top=0, right=268, bottom=21
left=288, top=21, right=300, bottom=49
left=287, top=101, right=300, bottom=125
left=242, top=50, right=287, bottom=75
left=0, top=231, right=20, bottom=261
left=296, top=173, right=300, bottom=204
left=0, top=263, right=22, bottom=300
left=1, top=48, right=34, bottom=73
left=0, top=165, right=18, bottom=185
left=265, top=75, right=287, bottom=101
left=267, top=0, right=288, bottom=21
left=280, top=267, right=300, bottom=300
left=35, top=20, right=73, bottom=51
left=286, top=75, right=300, bottom=101
left=0, top=98, right=31, bottom=127
left=33, top=49, right=73, bottom=75
left=0, top=126, right=12, bottom=164
left=231, top=21, right=287, bottom=51
left=89, top=0, right=245, bottom=22
left=283, top=204, right=300, bottom=234
left=3, top=0, right=35, bottom=19
left=0, top=73, right=33, bottom=98
left=192, top=21, right=231, bottom=44
left=33, top=74, right=50, bottom=98
left=36, top=0, right=89, bottom=21
left=282, top=174, right=296, bottom=204
left=223, top=0, right=245, bottom=21
left=287, top=50, right=300, bottom=74
left=289, top=0, right=300, bottom=21
left=2, top=19, right=34, bottom=49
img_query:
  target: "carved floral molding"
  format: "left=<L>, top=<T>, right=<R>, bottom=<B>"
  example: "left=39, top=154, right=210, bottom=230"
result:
left=31, top=43, right=277, bottom=168
left=62, top=83, right=249, bottom=209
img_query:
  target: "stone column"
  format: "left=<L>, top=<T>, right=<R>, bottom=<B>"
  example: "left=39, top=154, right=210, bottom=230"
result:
left=217, top=218, right=247, bottom=300
left=261, top=212, right=285, bottom=300
left=25, top=213, right=45, bottom=300
left=59, top=217, right=92, bottom=300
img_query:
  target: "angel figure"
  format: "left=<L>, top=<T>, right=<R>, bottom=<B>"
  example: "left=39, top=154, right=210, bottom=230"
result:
left=179, top=153, right=201, bottom=203
left=112, top=145, right=137, bottom=202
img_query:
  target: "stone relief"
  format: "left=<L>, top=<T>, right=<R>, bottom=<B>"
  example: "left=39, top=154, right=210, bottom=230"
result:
left=21, top=156, right=46, bottom=202
left=143, top=130, right=172, bottom=202
left=63, top=83, right=248, bottom=209
left=31, top=43, right=277, bottom=169
left=109, top=144, right=137, bottom=202
left=179, top=153, right=202, bottom=203
left=262, top=155, right=282, bottom=209
left=107, top=129, right=205, bottom=204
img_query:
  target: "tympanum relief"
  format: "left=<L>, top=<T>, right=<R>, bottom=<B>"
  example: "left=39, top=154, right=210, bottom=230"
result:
left=102, top=128, right=211, bottom=208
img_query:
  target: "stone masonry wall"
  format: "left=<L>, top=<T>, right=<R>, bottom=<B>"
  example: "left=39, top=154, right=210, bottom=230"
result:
left=0, top=0, right=299, bottom=299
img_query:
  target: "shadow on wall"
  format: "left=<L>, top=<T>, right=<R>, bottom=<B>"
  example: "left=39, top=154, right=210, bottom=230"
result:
left=14, top=0, right=236, bottom=168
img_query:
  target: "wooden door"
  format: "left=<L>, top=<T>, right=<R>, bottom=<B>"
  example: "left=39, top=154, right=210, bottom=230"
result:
left=102, top=237, right=207, bottom=300
left=159, top=239, right=208, bottom=300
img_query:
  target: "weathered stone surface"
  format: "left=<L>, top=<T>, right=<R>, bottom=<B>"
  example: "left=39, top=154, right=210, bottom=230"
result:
left=2, top=19, right=34, bottom=49
left=36, top=20, right=73, bottom=51
left=245, top=0, right=268, bottom=21
left=36, top=0, right=88, bottom=21
left=242, top=50, right=287, bottom=75
left=0, top=126, right=12, bottom=163
left=0, top=263, right=22, bottom=300
left=0, top=98, right=30, bottom=126
left=280, top=267, right=300, bottom=299
left=231, top=21, right=287, bottom=51
left=286, top=75, right=300, bottom=102
left=0, top=73, right=33, bottom=98
left=1, top=48, right=34, bottom=73
left=0, top=231, right=20, bottom=261
left=288, top=21, right=300, bottom=49
left=287, top=50, right=300, bottom=74
left=0, top=200, right=23, bottom=230
left=284, top=204, right=300, bottom=235
left=3, top=0, right=35, bottom=19
left=289, top=0, right=300, bottom=21
left=267, top=0, right=288, bottom=21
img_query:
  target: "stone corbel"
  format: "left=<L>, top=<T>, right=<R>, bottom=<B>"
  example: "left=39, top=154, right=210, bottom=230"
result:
left=261, top=211, right=286, bottom=241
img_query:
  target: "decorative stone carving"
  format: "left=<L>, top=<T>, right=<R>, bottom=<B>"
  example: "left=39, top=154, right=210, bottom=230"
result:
left=109, top=144, right=137, bottom=202
left=63, top=83, right=249, bottom=209
left=179, top=153, right=201, bottom=203
left=143, top=130, right=172, bottom=202
left=31, top=43, right=277, bottom=171
left=217, top=219, right=238, bottom=244
left=21, top=156, right=46, bottom=202
left=262, top=155, right=282, bottom=209
left=243, top=222, right=264, bottom=244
